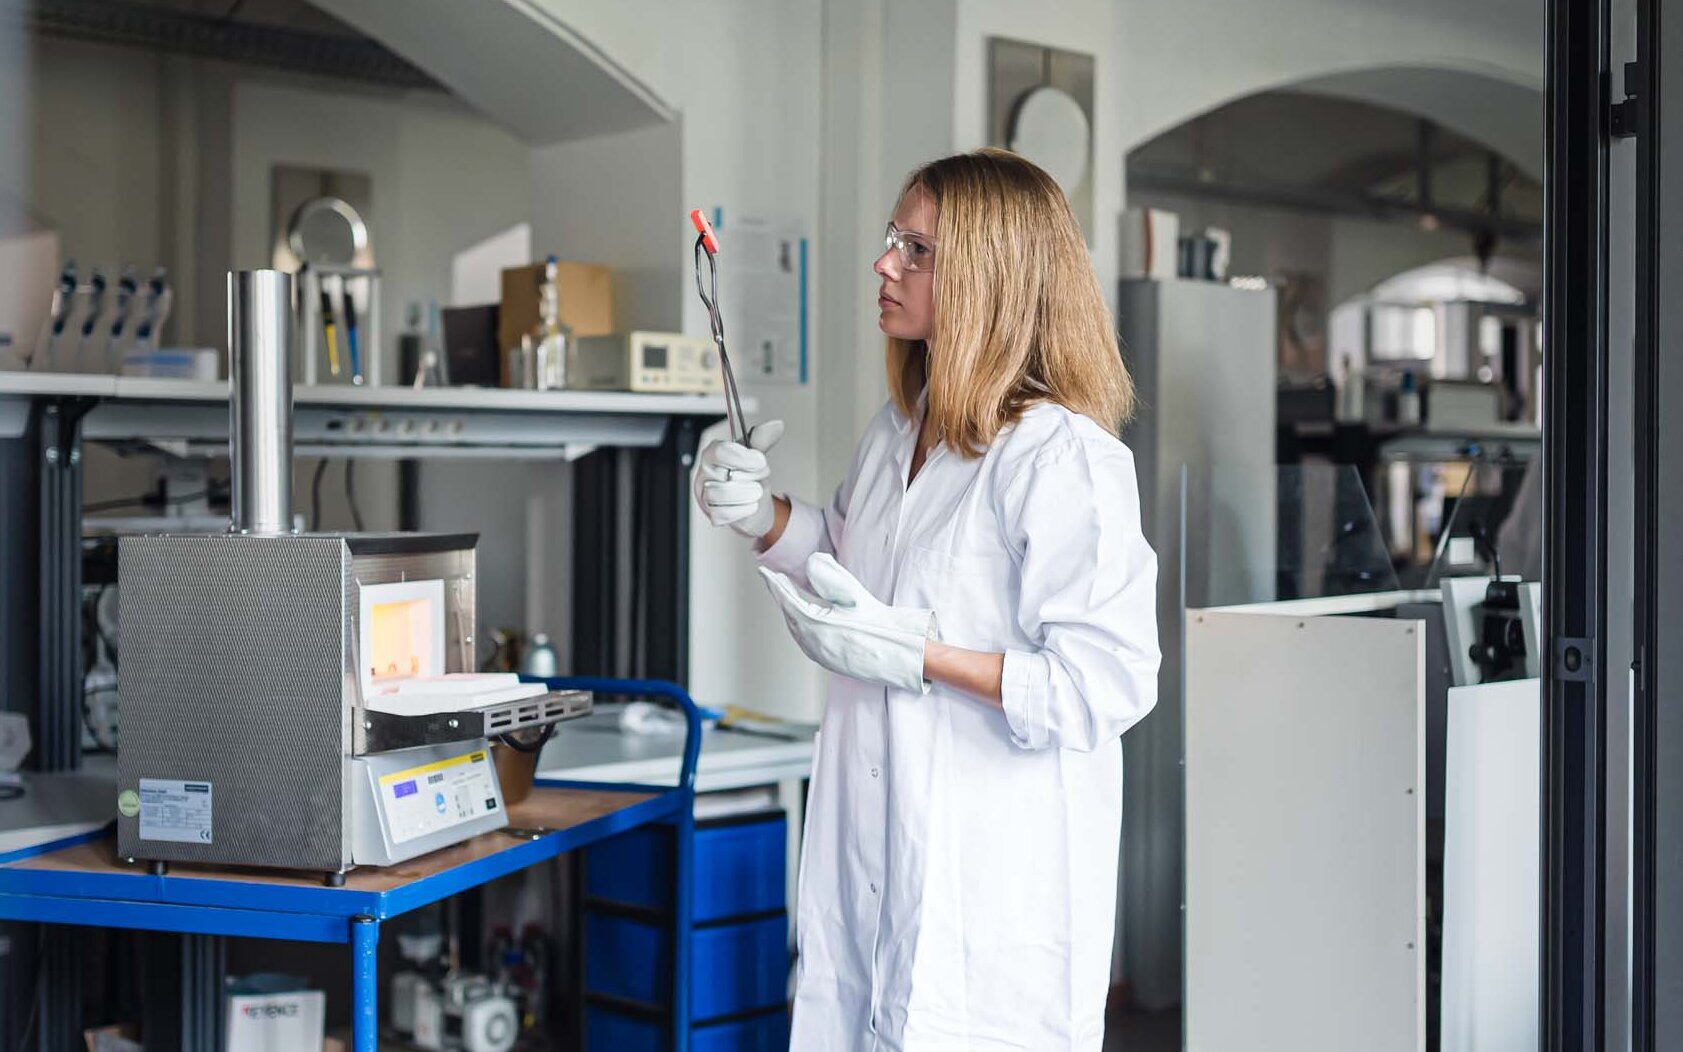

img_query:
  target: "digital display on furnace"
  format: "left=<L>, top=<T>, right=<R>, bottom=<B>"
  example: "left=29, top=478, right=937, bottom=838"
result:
left=393, top=780, right=417, bottom=798
left=643, top=344, right=669, bottom=369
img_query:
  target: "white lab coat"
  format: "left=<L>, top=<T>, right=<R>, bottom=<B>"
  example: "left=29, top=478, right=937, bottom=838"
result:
left=759, top=399, right=1160, bottom=1051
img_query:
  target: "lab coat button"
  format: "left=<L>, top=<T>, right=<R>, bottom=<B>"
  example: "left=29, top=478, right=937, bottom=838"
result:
left=870, top=882, right=878, bottom=894
left=870, top=767, right=879, bottom=778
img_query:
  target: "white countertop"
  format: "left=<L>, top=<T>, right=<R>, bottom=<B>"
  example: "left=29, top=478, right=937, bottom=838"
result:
left=537, top=707, right=815, bottom=794
left=0, top=755, right=118, bottom=858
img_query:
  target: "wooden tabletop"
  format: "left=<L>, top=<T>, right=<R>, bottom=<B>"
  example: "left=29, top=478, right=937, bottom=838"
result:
left=4, top=786, right=654, bottom=893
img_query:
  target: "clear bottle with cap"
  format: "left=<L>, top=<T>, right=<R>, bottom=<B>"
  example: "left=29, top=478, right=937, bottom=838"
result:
left=519, top=633, right=560, bottom=679
left=531, top=256, right=571, bottom=391
left=1397, top=370, right=1422, bottom=426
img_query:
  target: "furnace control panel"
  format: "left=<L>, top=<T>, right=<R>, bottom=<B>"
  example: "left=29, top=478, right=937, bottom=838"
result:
left=352, top=739, right=508, bottom=867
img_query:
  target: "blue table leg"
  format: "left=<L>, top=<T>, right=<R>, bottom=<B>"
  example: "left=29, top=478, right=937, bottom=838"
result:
left=351, top=914, right=379, bottom=1052
left=672, top=795, right=695, bottom=1052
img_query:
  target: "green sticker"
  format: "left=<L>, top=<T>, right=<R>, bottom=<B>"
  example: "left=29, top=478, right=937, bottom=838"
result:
left=117, top=789, right=140, bottom=818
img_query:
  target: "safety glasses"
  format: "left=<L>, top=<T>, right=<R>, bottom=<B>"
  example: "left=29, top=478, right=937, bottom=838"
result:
left=884, top=223, right=937, bottom=273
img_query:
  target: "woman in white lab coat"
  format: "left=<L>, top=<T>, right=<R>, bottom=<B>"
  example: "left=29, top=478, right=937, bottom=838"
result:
left=693, top=148, right=1160, bottom=1051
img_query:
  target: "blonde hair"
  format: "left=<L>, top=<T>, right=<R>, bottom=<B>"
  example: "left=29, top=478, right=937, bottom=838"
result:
left=886, top=148, right=1134, bottom=454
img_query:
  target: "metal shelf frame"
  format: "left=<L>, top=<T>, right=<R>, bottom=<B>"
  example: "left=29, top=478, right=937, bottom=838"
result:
left=0, top=374, right=728, bottom=1048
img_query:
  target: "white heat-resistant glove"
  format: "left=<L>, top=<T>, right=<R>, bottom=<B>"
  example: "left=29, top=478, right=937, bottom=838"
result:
left=759, top=553, right=938, bottom=694
left=692, top=420, right=786, bottom=539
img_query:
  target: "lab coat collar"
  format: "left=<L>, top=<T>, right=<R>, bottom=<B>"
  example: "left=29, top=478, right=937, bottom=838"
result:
left=891, top=388, right=936, bottom=490
left=892, top=387, right=929, bottom=436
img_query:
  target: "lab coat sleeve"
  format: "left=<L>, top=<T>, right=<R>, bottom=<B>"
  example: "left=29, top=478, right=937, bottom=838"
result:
left=997, top=439, right=1161, bottom=752
left=756, top=493, right=839, bottom=585
left=757, top=476, right=852, bottom=590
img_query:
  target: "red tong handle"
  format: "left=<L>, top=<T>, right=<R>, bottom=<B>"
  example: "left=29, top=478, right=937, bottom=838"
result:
left=690, top=209, right=720, bottom=255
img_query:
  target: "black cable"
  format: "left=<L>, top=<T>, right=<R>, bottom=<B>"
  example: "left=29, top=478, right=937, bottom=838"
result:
left=345, top=459, right=365, bottom=532
left=498, top=723, right=555, bottom=754
left=311, top=458, right=329, bottom=531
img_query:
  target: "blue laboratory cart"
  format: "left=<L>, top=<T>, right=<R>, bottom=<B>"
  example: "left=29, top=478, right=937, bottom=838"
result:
left=0, top=677, right=702, bottom=1052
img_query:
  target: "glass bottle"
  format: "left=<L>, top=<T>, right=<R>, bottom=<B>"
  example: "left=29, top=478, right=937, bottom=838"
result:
left=531, top=255, right=571, bottom=391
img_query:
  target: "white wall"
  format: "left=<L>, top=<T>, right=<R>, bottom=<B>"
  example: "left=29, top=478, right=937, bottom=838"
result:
left=814, top=0, right=958, bottom=491
left=9, top=32, right=531, bottom=401
left=19, top=37, right=167, bottom=303
left=527, top=0, right=830, bottom=719
left=6, top=33, right=535, bottom=635
left=0, top=2, right=26, bottom=214
left=228, top=80, right=532, bottom=384
left=229, top=74, right=533, bottom=590
left=528, top=123, right=683, bottom=335
left=955, top=0, right=1124, bottom=298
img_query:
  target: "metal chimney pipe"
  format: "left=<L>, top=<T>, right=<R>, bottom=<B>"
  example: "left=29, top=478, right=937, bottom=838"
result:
left=228, top=270, right=294, bottom=535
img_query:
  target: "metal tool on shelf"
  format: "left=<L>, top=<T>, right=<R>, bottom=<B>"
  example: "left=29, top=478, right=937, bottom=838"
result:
left=299, top=263, right=380, bottom=386
left=115, top=269, right=591, bottom=884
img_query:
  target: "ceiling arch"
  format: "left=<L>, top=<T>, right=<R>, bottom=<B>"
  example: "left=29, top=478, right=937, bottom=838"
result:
left=1123, top=61, right=1542, bottom=182
left=1292, top=66, right=1542, bottom=180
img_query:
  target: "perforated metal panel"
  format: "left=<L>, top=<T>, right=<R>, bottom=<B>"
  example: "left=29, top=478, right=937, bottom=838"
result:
left=117, top=534, right=352, bottom=872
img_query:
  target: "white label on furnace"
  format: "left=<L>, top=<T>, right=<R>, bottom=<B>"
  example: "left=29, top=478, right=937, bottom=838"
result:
left=379, top=750, right=498, bottom=845
left=138, top=778, right=214, bottom=844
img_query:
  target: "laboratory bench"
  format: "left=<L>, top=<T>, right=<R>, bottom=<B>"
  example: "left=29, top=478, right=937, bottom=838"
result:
left=0, top=679, right=718, bottom=1052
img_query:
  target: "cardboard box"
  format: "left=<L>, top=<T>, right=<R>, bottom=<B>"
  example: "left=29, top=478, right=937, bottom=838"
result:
left=498, top=261, right=614, bottom=385
left=226, top=990, right=325, bottom=1052
left=0, top=227, right=59, bottom=364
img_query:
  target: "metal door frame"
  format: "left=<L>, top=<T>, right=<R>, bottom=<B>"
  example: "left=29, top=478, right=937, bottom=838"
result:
left=1544, top=0, right=1612, bottom=1045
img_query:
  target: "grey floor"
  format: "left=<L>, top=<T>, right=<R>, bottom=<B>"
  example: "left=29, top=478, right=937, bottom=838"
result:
left=1104, top=1006, right=1181, bottom=1052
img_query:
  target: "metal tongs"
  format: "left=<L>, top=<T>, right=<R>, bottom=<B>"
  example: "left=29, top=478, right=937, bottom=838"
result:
left=690, top=209, right=750, bottom=444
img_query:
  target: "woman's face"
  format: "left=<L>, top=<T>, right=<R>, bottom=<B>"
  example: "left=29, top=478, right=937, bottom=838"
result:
left=874, top=188, right=937, bottom=341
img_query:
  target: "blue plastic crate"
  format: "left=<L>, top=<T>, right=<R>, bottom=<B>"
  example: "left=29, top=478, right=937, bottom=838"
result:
left=689, top=1010, right=790, bottom=1052
left=586, top=1004, right=791, bottom=1052
left=585, top=910, right=789, bottom=1020
left=586, top=811, right=786, bottom=923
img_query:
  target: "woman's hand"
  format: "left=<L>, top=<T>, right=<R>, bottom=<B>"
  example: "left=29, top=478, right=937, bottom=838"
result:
left=692, top=420, right=786, bottom=540
left=761, top=553, right=1010, bottom=704
left=760, top=554, right=936, bottom=692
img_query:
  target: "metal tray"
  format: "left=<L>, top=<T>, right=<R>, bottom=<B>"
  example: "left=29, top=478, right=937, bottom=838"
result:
left=360, top=689, right=593, bottom=753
